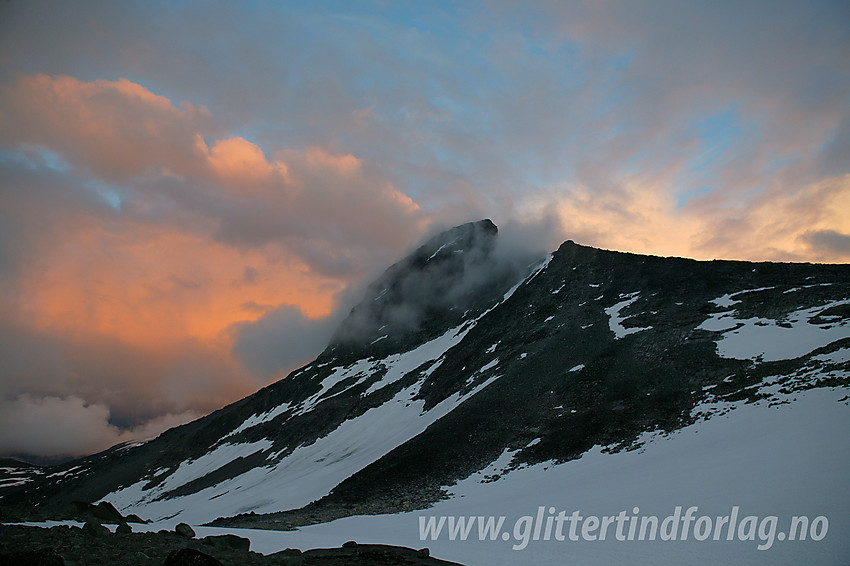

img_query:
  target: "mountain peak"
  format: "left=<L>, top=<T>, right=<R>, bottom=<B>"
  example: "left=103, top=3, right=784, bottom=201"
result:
left=324, top=219, right=518, bottom=361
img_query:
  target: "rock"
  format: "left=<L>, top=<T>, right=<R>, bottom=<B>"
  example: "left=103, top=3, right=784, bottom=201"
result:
left=125, top=513, right=149, bottom=524
left=300, top=543, right=461, bottom=564
left=200, top=534, right=250, bottom=552
left=174, top=522, right=195, bottom=538
left=91, top=501, right=124, bottom=523
left=0, top=548, right=66, bottom=566
left=70, top=500, right=126, bottom=524
left=81, top=520, right=110, bottom=537
left=268, top=548, right=302, bottom=558
left=116, top=522, right=132, bottom=534
left=162, top=548, right=223, bottom=566
left=342, top=540, right=358, bottom=548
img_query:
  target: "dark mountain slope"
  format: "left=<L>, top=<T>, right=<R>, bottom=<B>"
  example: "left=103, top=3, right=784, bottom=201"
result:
left=2, top=223, right=848, bottom=530
left=218, top=240, right=850, bottom=527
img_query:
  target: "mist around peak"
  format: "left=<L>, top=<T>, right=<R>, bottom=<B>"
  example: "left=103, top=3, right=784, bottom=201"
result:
left=326, top=220, right=546, bottom=358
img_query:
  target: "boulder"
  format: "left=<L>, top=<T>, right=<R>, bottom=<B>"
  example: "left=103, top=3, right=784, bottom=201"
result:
left=81, top=520, right=110, bottom=537
left=200, top=534, right=250, bottom=552
left=175, top=522, right=195, bottom=538
left=91, top=501, right=124, bottom=523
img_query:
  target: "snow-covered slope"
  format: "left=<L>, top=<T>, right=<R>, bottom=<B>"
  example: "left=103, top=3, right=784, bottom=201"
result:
left=219, top=385, right=849, bottom=566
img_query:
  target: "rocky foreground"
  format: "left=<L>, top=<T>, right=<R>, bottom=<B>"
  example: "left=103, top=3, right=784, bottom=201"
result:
left=0, top=523, right=462, bottom=566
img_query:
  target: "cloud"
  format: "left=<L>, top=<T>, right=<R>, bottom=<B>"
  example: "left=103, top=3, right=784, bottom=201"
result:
left=1, top=73, right=429, bottom=277
left=0, top=74, right=217, bottom=182
left=0, top=310, right=253, bottom=429
left=197, top=141, right=428, bottom=276
left=0, top=73, right=431, bottom=459
left=231, top=305, right=340, bottom=379
left=0, top=73, right=429, bottom=336
left=799, top=230, right=850, bottom=259
left=543, top=172, right=850, bottom=262
left=0, top=395, right=199, bottom=460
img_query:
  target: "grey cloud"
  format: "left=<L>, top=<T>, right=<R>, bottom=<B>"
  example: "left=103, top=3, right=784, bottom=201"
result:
left=817, top=118, right=850, bottom=179
left=0, top=319, right=68, bottom=400
left=485, top=0, right=849, bottom=194
left=800, top=230, right=850, bottom=259
left=0, top=395, right=199, bottom=461
left=330, top=218, right=549, bottom=348
left=0, top=74, right=218, bottom=184
left=232, top=306, right=340, bottom=379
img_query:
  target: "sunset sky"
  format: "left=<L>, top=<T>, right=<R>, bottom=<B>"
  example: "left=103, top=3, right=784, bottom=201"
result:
left=1, top=0, right=848, bottom=460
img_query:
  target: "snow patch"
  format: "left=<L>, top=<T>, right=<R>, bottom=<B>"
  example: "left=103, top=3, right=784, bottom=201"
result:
left=604, top=292, right=651, bottom=339
left=227, top=403, right=292, bottom=438
left=427, top=237, right=460, bottom=261
left=105, top=439, right=274, bottom=519
left=710, top=286, right=776, bottom=308
left=698, top=299, right=850, bottom=362
left=363, top=320, right=477, bottom=396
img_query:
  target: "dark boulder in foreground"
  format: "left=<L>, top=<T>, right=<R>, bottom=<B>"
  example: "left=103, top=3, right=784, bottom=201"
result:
left=199, top=534, right=250, bottom=551
left=162, top=548, right=222, bottom=566
left=174, top=522, right=196, bottom=538
left=0, top=548, right=66, bottom=566
left=0, top=524, right=465, bottom=565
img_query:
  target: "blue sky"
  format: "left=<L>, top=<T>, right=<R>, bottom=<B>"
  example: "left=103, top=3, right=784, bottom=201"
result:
left=0, top=0, right=848, bottom=459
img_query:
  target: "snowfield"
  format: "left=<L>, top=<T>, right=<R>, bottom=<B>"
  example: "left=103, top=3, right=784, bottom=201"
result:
left=104, top=386, right=849, bottom=565
left=104, top=321, right=506, bottom=524
left=699, top=296, right=850, bottom=362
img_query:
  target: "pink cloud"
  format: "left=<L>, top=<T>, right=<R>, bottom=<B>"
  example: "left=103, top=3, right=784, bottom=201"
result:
left=0, top=74, right=431, bottom=458
left=0, top=74, right=217, bottom=181
left=545, top=172, right=850, bottom=263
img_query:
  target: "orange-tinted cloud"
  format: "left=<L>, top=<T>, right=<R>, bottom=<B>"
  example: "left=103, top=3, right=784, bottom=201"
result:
left=204, top=136, right=289, bottom=188
left=0, top=74, right=430, bottom=458
left=0, top=74, right=216, bottom=181
left=16, top=223, right=339, bottom=347
left=545, top=172, right=850, bottom=263
left=1, top=74, right=426, bottom=343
